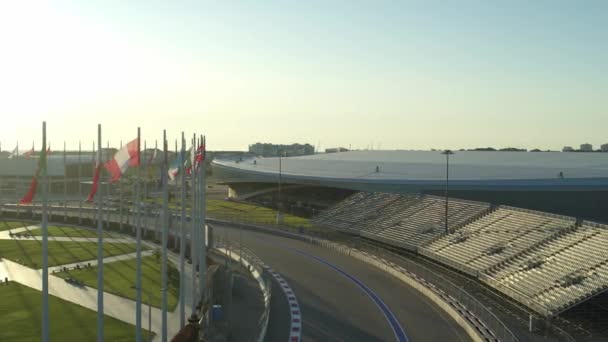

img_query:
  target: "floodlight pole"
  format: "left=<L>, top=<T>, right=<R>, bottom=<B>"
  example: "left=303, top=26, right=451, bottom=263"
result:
left=441, top=150, right=454, bottom=234
left=276, top=150, right=283, bottom=224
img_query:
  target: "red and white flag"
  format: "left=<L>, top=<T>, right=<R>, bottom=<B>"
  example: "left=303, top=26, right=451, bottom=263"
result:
left=8, top=145, right=18, bottom=159
left=104, top=138, right=140, bottom=182
left=87, top=162, right=102, bottom=202
left=23, top=146, right=34, bottom=159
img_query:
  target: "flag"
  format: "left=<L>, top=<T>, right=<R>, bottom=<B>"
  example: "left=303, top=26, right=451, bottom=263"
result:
left=19, top=146, right=47, bottom=204
left=8, top=145, right=18, bottom=159
left=23, top=146, right=34, bottom=159
left=87, top=163, right=102, bottom=202
left=186, top=143, right=205, bottom=175
left=105, top=138, right=140, bottom=182
left=148, top=147, right=157, bottom=164
left=185, top=144, right=194, bottom=175
left=168, top=150, right=185, bottom=181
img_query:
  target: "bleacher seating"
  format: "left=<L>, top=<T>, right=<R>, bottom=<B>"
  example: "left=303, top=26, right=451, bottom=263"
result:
left=424, top=207, right=576, bottom=273
left=313, top=192, right=490, bottom=249
left=365, top=196, right=490, bottom=249
left=485, top=221, right=608, bottom=315
left=314, top=191, right=608, bottom=317
left=311, top=192, right=401, bottom=233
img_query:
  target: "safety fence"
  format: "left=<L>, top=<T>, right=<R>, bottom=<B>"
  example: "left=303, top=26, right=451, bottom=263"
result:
left=0, top=202, right=573, bottom=342
left=212, top=237, right=272, bottom=342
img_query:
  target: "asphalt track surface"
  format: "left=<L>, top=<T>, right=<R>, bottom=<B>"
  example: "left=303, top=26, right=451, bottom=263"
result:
left=214, top=224, right=470, bottom=342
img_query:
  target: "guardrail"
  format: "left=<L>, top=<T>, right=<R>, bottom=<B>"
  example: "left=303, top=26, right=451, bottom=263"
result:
left=205, top=218, right=520, bottom=342
left=212, top=238, right=272, bottom=342
left=1, top=202, right=570, bottom=342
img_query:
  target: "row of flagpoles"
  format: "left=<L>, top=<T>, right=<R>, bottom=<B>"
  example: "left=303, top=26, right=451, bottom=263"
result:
left=21, top=122, right=207, bottom=342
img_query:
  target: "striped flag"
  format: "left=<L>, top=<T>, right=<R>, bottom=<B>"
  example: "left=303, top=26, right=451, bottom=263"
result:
left=168, top=150, right=185, bottom=181
left=23, top=145, right=34, bottom=159
left=105, top=139, right=140, bottom=182
left=19, top=145, right=48, bottom=204
left=87, top=163, right=102, bottom=202
left=8, top=145, right=18, bottom=158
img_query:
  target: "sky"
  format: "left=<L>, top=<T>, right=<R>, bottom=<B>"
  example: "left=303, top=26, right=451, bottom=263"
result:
left=0, top=1, right=606, bottom=152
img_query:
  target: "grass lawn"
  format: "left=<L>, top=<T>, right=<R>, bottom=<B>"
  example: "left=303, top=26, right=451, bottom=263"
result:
left=0, top=239, right=141, bottom=269
left=27, top=225, right=116, bottom=238
left=0, top=221, right=31, bottom=232
left=56, top=255, right=179, bottom=310
left=144, top=197, right=312, bottom=229
left=0, top=282, right=151, bottom=341
left=206, top=199, right=312, bottom=228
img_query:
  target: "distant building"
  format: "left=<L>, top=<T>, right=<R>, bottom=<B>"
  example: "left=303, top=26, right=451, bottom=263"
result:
left=249, top=143, right=314, bottom=157
left=562, top=146, right=574, bottom=152
left=580, top=143, right=593, bottom=152
left=325, top=147, right=349, bottom=153
left=602, top=144, right=608, bottom=152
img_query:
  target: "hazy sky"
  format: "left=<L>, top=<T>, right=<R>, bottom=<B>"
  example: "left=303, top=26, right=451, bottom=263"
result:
left=0, top=1, right=606, bottom=151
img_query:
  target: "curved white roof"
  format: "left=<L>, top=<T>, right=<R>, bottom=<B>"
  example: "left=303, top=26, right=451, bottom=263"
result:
left=212, top=150, right=608, bottom=192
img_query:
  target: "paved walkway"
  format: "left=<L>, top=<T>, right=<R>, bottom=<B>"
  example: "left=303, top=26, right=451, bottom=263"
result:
left=0, top=222, right=196, bottom=340
left=0, top=259, right=9, bottom=282
left=0, top=225, right=40, bottom=238
left=2, top=253, right=194, bottom=340
left=0, top=228, right=135, bottom=244
left=47, top=250, right=155, bottom=273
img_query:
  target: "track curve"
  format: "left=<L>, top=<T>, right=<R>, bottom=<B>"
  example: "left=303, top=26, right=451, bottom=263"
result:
left=215, top=224, right=471, bottom=342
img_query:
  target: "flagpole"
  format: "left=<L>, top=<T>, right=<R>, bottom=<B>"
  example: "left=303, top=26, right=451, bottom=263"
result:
left=64, top=141, right=67, bottom=221
left=135, top=128, right=143, bottom=342
left=179, top=132, right=186, bottom=328
left=143, top=140, right=147, bottom=201
left=198, top=135, right=206, bottom=303
left=190, top=134, right=198, bottom=316
left=97, top=124, right=105, bottom=342
left=78, top=141, right=82, bottom=224
left=15, top=141, right=19, bottom=216
left=106, top=140, right=110, bottom=229
left=161, top=130, right=169, bottom=342
left=173, top=138, right=178, bottom=249
left=143, top=140, right=148, bottom=238
left=41, top=122, right=49, bottom=342
left=119, top=140, right=124, bottom=232
left=155, top=139, right=159, bottom=241
left=92, top=141, right=95, bottom=224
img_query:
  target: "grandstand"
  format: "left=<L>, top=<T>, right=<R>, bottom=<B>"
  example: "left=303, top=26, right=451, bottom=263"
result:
left=312, top=192, right=491, bottom=250
left=424, top=207, right=577, bottom=274
left=484, top=221, right=608, bottom=316
left=312, top=191, right=608, bottom=325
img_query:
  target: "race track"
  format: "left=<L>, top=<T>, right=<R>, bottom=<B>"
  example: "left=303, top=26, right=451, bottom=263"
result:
left=215, top=224, right=471, bottom=342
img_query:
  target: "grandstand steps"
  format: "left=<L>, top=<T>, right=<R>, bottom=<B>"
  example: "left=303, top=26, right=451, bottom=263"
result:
left=315, top=190, right=608, bottom=325
left=426, top=205, right=497, bottom=247
left=483, top=224, right=577, bottom=275
left=428, top=211, right=511, bottom=254
left=487, top=225, right=586, bottom=276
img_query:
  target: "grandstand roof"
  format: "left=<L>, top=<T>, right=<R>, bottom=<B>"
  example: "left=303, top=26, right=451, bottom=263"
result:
left=212, top=150, right=608, bottom=192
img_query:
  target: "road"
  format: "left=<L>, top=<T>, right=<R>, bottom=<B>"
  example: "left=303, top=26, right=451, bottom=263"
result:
left=215, top=223, right=470, bottom=342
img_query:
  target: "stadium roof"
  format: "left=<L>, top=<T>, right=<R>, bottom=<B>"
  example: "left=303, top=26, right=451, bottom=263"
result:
left=212, top=150, right=608, bottom=192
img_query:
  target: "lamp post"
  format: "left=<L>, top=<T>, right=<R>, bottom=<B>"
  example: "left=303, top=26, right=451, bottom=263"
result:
left=131, top=286, right=152, bottom=342
left=441, top=150, right=454, bottom=234
left=276, top=150, right=284, bottom=224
